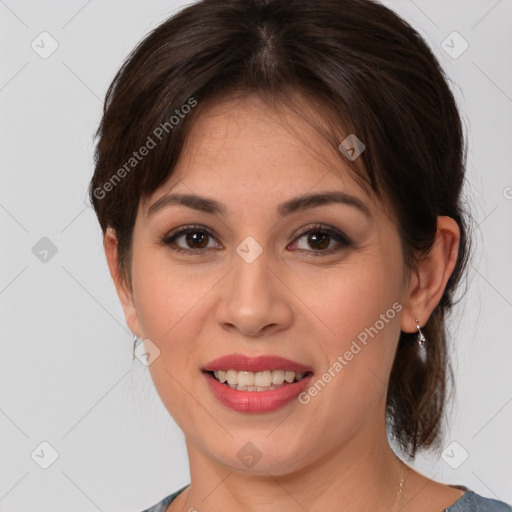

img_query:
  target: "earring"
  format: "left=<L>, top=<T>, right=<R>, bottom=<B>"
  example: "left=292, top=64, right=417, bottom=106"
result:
left=415, top=319, right=426, bottom=348
left=415, top=320, right=427, bottom=363
left=132, top=333, right=137, bottom=360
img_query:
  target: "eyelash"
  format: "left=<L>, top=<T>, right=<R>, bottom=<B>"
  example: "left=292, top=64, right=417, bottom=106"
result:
left=159, top=223, right=352, bottom=257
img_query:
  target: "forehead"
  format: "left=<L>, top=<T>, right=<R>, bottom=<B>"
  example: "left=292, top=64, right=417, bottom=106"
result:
left=142, top=95, right=385, bottom=219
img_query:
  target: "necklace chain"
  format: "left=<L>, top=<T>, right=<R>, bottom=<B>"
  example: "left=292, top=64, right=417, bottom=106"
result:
left=177, top=461, right=409, bottom=511
left=397, top=460, right=408, bottom=512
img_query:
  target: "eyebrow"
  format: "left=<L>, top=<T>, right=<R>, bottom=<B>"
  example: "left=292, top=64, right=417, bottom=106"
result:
left=146, top=190, right=371, bottom=219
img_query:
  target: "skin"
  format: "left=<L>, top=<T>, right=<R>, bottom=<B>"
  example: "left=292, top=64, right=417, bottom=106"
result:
left=104, top=96, right=463, bottom=512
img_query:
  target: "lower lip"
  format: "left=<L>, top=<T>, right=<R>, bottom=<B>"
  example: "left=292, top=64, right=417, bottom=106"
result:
left=203, top=372, right=314, bottom=413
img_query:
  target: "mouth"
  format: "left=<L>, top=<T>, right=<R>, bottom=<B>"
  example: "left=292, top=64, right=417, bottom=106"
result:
left=202, top=353, right=314, bottom=391
left=204, top=369, right=313, bottom=392
left=201, top=353, right=315, bottom=412
left=202, top=369, right=314, bottom=413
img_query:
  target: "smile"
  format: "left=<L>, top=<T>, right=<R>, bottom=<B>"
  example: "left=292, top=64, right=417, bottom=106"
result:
left=202, top=371, right=314, bottom=413
left=210, top=369, right=309, bottom=390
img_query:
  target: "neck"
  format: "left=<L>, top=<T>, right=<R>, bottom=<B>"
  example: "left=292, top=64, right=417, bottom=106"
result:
left=180, top=420, right=407, bottom=512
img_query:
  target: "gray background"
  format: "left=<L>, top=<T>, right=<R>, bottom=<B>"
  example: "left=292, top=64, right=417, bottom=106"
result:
left=0, top=1, right=511, bottom=511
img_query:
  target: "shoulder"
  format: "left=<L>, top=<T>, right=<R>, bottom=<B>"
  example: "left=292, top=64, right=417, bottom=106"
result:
left=139, top=484, right=189, bottom=512
left=138, top=486, right=512, bottom=512
left=446, top=490, right=512, bottom=511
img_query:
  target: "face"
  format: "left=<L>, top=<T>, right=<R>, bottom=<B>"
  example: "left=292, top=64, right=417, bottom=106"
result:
left=113, top=95, right=415, bottom=475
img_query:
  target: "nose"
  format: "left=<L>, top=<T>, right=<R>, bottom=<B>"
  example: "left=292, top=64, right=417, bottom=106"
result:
left=215, top=248, right=293, bottom=338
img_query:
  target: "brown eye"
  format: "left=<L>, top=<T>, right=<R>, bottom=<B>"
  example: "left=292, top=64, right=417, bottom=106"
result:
left=183, top=230, right=209, bottom=249
left=304, top=231, right=331, bottom=250
left=292, top=224, right=352, bottom=255
left=161, top=225, right=220, bottom=254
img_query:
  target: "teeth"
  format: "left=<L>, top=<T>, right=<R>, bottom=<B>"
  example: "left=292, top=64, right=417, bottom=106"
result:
left=284, top=371, right=295, bottom=383
left=216, top=370, right=227, bottom=383
left=238, top=371, right=254, bottom=387
left=254, top=370, right=272, bottom=387
left=212, top=369, right=308, bottom=389
left=227, top=370, right=237, bottom=386
left=272, top=369, right=285, bottom=385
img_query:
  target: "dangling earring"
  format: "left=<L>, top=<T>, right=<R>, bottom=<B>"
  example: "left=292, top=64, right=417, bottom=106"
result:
left=132, top=333, right=137, bottom=361
left=415, top=319, right=427, bottom=363
left=415, top=319, right=426, bottom=348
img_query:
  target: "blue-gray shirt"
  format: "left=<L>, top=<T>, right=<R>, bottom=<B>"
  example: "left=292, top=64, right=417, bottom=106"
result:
left=141, top=484, right=512, bottom=512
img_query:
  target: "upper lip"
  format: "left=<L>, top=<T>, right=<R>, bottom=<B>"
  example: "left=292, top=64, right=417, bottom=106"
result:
left=202, top=354, right=313, bottom=373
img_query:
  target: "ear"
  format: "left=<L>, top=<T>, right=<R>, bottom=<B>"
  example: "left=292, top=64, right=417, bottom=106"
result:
left=103, top=228, right=142, bottom=338
left=401, top=216, right=460, bottom=333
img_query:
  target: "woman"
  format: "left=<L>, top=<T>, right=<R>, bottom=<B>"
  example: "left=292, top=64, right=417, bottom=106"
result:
left=89, top=0, right=511, bottom=511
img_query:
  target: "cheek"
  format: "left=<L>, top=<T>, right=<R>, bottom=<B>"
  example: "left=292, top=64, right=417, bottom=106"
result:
left=302, top=255, right=403, bottom=411
left=130, top=249, right=216, bottom=414
left=131, top=247, right=210, bottom=343
left=299, top=265, right=403, bottom=441
left=304, top=258, right=402, bottom=349
left=131, top=256, right=209, bottom=427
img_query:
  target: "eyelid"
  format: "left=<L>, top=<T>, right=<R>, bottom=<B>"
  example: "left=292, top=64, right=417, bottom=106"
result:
left=288, top=223, right=352, bottom=257
left=159, top=224, right=221, bottom=251
left=163, top=224, right=220, bottom=242
left=292, top=223, right=351, bottom=245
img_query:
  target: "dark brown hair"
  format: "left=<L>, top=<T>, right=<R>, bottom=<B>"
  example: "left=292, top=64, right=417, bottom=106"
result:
left=89, top=0, right=472, bottom=459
